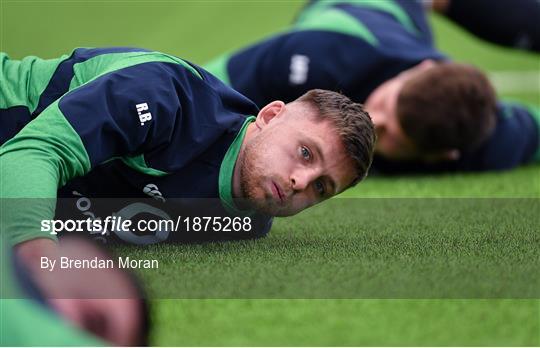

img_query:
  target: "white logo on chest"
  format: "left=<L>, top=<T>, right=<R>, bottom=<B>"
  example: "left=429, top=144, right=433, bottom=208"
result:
left=289, top=54, right=310, bottom=85
left=143, top=183, right=165, bottom=202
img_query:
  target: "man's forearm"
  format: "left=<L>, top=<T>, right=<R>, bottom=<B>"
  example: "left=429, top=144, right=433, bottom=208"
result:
left=15, top=238, right=58, bottom=273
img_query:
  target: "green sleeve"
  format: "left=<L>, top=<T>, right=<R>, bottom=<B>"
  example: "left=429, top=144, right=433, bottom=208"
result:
left=295, top=0, right=419, bottom=36
left=0, top=52, right=68, bottom=112
left=1, top=299, right=106, bottom=346
left=0, top=101, right=90, bottom=245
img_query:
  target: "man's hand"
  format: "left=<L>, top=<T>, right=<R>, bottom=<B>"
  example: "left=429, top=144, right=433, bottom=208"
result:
left=14, top=237, right=147, bottom=345
left=15, top=238, right=59, bottom=273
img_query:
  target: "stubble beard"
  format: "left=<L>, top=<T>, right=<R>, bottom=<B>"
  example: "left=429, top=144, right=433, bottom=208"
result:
left=239, top=140, right=278, bottom=216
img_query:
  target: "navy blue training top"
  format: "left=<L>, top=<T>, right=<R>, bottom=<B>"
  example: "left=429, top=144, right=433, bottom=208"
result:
left=206, top=0, right=540, bottom=172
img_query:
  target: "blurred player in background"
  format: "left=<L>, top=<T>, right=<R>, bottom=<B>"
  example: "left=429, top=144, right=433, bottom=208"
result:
left=206, top=0, right=540, bottom=173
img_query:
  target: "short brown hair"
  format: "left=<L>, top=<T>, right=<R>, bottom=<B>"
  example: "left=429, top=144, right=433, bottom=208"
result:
left=296, top=89, right=376, bottom=186
left=397, top=63, right=496, bottom=153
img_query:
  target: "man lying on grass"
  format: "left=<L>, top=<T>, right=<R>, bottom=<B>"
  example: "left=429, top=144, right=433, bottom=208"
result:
left=0, top=48, right=375, bottom=259
left=205, top=0, right=540, bottom=173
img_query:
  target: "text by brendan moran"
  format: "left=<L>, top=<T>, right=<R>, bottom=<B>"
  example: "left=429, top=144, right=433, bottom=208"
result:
left=40, top=256, right=158, bottom=272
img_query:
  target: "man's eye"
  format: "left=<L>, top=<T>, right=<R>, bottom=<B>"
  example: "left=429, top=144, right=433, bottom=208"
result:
left=300, top=146, right=311, bottom=160
left=315, top=180, right=325, bottom=196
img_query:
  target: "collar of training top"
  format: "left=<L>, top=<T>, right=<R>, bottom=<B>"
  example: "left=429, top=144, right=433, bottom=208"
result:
left=218, top=116, right=256, bottom=216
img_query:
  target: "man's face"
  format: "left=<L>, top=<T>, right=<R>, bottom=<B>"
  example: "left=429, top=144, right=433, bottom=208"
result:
left=365, top=60, right=452, bottom=162
left=238, top=101, right=356, bottom=217
left=364, top=74, right=418, bottom=161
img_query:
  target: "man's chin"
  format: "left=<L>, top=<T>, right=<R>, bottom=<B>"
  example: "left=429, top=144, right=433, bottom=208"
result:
left=249, top=200, right=293, bottom=217
left=242, top=186, right=297, bottom=216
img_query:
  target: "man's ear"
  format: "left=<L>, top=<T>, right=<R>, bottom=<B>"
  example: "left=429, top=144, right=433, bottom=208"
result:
left=397, top=59, right=437, bottom=84
left=417, top=59, right=436, bottom=71
left=396, top=59, right=436, bottom=82
left=255, top=100, right=285, bottom=128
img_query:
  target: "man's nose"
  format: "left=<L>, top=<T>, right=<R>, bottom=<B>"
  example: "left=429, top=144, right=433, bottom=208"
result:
left=291, top=169, right=318, bottom=192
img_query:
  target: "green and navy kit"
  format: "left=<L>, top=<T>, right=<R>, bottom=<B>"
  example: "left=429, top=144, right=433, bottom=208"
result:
left=206, top=0, right=540, bottom=172
left=0, top=48, right=272, bottom=245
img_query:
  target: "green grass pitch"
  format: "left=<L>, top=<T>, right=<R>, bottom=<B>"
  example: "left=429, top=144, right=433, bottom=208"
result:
left=2, top=1, right=539, bottom=346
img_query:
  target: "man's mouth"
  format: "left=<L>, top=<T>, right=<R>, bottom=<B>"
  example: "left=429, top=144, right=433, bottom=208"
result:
left=271, top=181, right=284, bottom=204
